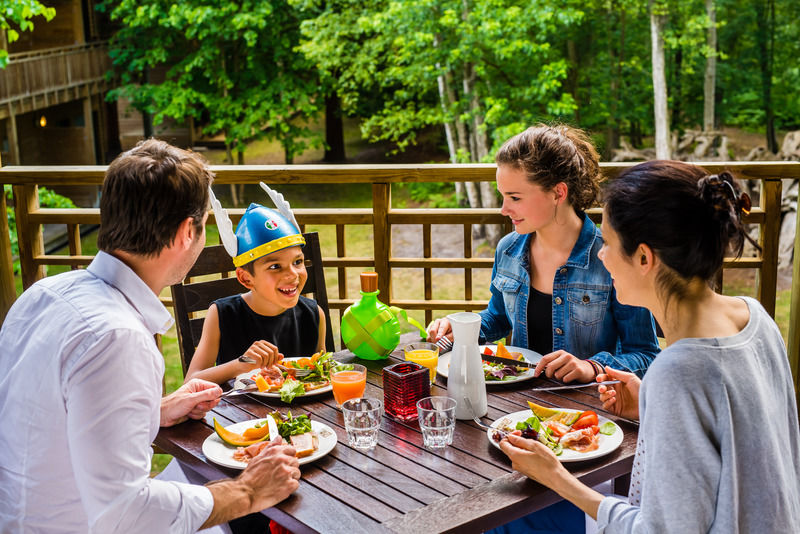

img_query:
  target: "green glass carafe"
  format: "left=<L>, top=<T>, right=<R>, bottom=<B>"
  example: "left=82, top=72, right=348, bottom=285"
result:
left=341, top=272, right=401, bottom=360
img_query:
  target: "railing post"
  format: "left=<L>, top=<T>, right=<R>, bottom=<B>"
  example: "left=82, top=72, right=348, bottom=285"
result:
left=13, top=185, right=46, bottom=289
left=0, top=166, right=16, bottom=324
left=788, top=191, right=800, bottom=407
left=372, top=183, right=391, bottom=301
left=757, top=177, right=781, bottom=317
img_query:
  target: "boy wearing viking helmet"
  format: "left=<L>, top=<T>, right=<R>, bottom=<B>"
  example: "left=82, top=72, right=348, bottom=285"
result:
left=185, top=184, right=326, bottom=385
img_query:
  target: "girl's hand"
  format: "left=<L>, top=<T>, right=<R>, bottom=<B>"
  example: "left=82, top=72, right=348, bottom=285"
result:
left=499, top=433, right=570, bottom=486
left=533, top=350, right=595, bottom=383
left=597, top=366, right=641, bottom=421
left=426, top=318, right=453, bottom=344
left=241, top=340, right=283, bottom=369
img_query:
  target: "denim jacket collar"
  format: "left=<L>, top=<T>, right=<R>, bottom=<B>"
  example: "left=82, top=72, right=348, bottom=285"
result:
left=500, top=212, right=597, bottom=273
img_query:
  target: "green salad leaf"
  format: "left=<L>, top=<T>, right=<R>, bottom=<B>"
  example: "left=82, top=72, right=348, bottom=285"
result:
left=271, top=411, right=312, bottom=439
left=279, top=378, right=306, bottom=402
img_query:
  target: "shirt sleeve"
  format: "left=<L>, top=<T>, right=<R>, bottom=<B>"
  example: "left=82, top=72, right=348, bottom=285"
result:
left=64, top=328, right=214, bottom=534
left=590, top=293, right=660, bottom=378
left=596, top=361, right=719, bottom=533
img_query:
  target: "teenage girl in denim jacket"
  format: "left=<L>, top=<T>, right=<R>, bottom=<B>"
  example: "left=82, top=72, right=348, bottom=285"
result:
left=428, top=125, right=659, bottom=383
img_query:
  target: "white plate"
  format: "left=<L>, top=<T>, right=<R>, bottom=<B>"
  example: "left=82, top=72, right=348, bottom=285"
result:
left=234, top=357, right=332, bottom=400
left=437, top=345, right=542, bottom=385
left=488, top=409, right=623, bottom=462
left=202, top=419, right=338, bottom=469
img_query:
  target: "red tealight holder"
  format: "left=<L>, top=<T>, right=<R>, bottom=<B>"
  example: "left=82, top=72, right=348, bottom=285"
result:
left=383, top=362, right=430, bottom=421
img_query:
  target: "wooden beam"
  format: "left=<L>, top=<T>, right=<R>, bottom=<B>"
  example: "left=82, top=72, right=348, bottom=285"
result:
left=0, top=167, right=17, bottom=324
left=789, top=196, right=800, bottom=407
left=13, top=185, right=46, bottom=288
left=757, top=179, right=782, bottom=317
left=372, top=183, right=391, bottom=300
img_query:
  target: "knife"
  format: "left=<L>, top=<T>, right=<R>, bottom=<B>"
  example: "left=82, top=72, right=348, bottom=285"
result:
left=530, top=380, right=621, bottom=392
left=482, top=354, right=539, bottom=369
left=267, top=414, right=281, bottom=443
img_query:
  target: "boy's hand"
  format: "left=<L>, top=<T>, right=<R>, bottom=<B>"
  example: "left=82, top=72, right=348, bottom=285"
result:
left=241, top=340, right=283, bottom=368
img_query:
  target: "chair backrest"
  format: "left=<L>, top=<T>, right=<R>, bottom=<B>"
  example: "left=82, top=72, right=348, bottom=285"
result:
left=171, top=231, right=335, bottom=376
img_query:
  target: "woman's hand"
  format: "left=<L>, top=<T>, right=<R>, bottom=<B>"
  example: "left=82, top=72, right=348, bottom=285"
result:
left=597, top=366, right=640, bottom=421
left=240, top=340, right=283, bottom=369
left=426, top=318, right=453, bottom=344
left=499, top=433, right=571, bottom=487
left=533, top=350, right=595, bottom=383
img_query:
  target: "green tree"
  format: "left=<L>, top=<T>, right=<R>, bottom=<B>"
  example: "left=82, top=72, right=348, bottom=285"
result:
left=100, top=0, right=322, bottom=165
left=0, top=0, right=55, bottom=68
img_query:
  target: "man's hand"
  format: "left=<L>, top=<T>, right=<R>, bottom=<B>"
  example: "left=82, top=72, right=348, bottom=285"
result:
left=201, top=440, right=301, bottom=529
left=533, top=350, right=595, bottom=383
left=160, top=378, right=222, bottom=427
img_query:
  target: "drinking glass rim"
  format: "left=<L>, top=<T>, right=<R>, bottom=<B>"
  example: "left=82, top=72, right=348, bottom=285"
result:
left=416, top=395, right=457, bottom=411
left=332, top=363, right=366, bottom=376
left=341, top=397, right=383, bottom=413
left=404, top=342, right=440, bottom=353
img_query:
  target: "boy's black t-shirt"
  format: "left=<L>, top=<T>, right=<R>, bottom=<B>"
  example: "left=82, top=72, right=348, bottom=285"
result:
left=214, top=294, right=320, bottom=365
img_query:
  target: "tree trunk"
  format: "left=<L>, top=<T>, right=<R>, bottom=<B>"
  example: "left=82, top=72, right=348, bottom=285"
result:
left=650, top=2, right=670, bottom=159
left=324, top=92, right=346, bottom=162
left=434, top=35, right=457, bottom=164
left=755, top=0, right=778, bottom=153
left=703, top=0, right=717, bottom=132
left=670, top=47, right=682, bottom=129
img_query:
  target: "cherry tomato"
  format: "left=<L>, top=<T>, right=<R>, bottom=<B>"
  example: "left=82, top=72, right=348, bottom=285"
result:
left=571, top=410, right=599, bottom=430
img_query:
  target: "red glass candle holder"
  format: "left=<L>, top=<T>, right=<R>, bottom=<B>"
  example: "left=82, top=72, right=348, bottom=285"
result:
left=383, top=362, right=430, bottom=421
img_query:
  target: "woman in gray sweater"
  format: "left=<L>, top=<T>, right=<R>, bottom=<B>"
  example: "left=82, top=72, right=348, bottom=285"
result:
left=499, top=160, right=800, bottom=532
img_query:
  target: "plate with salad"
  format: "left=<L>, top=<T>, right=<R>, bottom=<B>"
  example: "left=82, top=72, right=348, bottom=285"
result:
left=203, top=412, right=337, bottom=469
left=437, top=343, right=543, bottom=385
left=487, top=401, right=623, bottom=462
left=233, top=352, right=339, bottom=402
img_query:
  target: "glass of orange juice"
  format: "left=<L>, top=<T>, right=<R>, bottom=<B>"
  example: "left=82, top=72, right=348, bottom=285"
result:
left=404, top=342, right=439, bottom=384
left=331, top=364, right=367, bottom=406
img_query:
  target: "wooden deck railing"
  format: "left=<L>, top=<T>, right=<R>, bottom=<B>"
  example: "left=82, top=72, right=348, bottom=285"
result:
left=0, top=42, right=111, bottom=118
left=2, top=162, right=800, bottom=400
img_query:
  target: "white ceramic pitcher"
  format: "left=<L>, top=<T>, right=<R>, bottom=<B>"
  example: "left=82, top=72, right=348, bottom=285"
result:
left=446, top=312, right=487, bottom=419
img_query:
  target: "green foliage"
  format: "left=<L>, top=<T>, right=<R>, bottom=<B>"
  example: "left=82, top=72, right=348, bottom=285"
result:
left=395, top=182, right=459, bottom=208
left=0, top=0, right=55, bottom=67
left=3, top=185, right=75, bottom=274
left=100, top=0, right=323, bottom=162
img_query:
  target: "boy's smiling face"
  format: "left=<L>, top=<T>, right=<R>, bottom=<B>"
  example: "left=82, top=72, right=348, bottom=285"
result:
left=238, top=246, right=307, bottom=314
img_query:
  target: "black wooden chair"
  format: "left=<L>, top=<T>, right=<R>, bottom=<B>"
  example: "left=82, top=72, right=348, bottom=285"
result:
left=170, top=231, right=335, bottom=376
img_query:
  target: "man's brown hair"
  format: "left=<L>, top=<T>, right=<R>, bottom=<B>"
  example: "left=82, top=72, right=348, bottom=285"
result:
left=97, top=139, right=213, bottom=256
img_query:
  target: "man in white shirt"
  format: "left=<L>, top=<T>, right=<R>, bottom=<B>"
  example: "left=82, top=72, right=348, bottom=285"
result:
left=0, top=139, right=301, bottom=533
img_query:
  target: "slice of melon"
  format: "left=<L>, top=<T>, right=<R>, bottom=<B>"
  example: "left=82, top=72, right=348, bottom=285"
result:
left=213, top=418, right=270, bottom=447
left=496, top=341, right=512, bottom=359
left=527, top=401, right=580, bottom=426
left=241, top=420, right=271, bottom=440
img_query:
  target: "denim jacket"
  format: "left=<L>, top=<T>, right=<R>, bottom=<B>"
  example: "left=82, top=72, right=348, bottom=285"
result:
left=478, top=213, right=659, bottom=377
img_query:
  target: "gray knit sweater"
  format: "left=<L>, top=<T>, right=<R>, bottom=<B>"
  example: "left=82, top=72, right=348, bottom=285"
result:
left=597, top=297, right=800, bottom=532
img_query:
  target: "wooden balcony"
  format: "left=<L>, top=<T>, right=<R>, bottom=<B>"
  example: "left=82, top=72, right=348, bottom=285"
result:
left=2, top=162, right=800, bottom=403
left=0, top=42, right=112, bottom=119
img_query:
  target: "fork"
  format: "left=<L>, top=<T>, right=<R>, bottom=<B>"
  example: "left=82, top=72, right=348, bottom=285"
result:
left=463, top=397, right=510, bottom=440
left=219, top=378, right=257, bottom=398
left=435, top=337, right=454, bottom=353
left=238, top=355, right=313, bottom=377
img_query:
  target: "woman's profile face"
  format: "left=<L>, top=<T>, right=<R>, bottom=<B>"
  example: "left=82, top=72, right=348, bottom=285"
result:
left=598, top=220, right=640, bottom=306
left=496, top=165, right=559, bottom=235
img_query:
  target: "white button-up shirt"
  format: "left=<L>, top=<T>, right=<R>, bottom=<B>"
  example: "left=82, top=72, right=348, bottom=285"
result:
left=0, top=251, right=213, bottom=533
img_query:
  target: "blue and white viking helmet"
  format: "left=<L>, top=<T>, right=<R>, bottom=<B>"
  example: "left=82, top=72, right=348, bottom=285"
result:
left=232, top=203, right=304, bottom=267
left=208, top=182, right=304, bottom=267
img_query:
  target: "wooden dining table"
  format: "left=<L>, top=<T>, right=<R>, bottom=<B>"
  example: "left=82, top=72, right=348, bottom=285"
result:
left=155, top=334, right=639, bottom=534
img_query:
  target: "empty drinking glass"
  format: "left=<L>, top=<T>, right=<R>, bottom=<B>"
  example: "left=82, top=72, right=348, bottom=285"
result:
left=416, top=396, right=457, bottom=449
left=341, top=397, right=383, bottom=450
